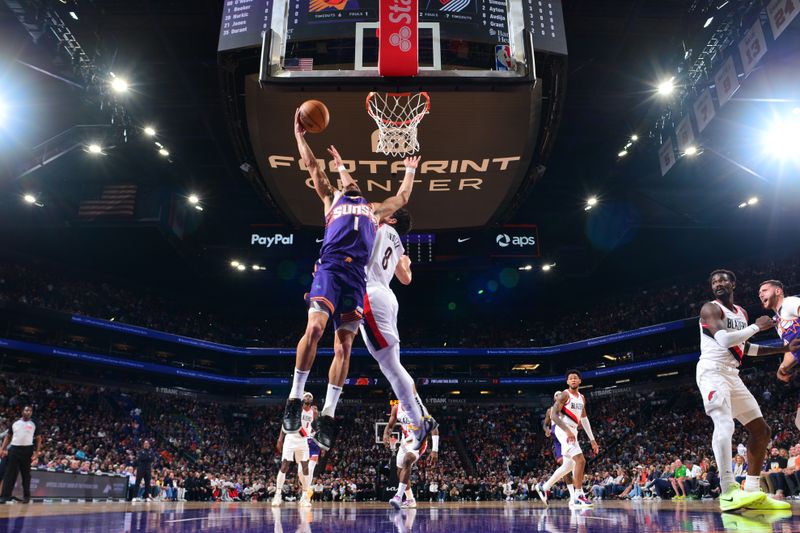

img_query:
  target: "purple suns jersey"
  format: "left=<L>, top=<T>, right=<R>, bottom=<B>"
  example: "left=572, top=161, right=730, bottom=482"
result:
left=776, top=296, right=800, bottom=361
left=321, top=192, right=378, bottom=268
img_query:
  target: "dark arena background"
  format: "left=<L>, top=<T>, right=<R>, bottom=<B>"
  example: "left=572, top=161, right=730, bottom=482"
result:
left=1, top=0, right=800, bottom=531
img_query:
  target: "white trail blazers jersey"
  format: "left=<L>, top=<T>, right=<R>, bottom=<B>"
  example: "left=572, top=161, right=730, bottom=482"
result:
left=366, top=224, right=405, bottom=289
left=560, top=389, right=585, bottom=430
left=699, top=300, right=749, bottom=368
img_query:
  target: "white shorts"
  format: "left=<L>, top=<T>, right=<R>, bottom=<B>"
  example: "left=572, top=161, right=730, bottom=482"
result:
left=396, top=437, right=426, bottom=469
left=360, top=285, right=400, bottom=352
left=282, top=434, right=310, bottom=463
left=696, top=361, right=763, bottom=425
left=554, top=425, right=583, bottom=459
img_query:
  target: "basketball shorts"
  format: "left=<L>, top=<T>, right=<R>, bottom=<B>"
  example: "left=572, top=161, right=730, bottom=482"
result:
left=551, top=432, right=563, bottom=464
left=554, top=425, right=582, bottom=459
left=306, top=259, right=367, bottom=332
left=307, top=438, right=321, bottom=460
left=396, top=437, right=427, bottom=469
left=360, top=285, right=400, bottom=352
left=696, top=360, right=763, bottom=425
left=282, top=434, right=310, bottom=463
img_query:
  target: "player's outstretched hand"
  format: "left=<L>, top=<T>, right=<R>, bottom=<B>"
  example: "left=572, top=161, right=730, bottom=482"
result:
left=404, top=155, right=421, bottom=169
left=383, top=432, right=392, bottom=449
left=294, top=108, right=306, bottom=137
left=544, top=427, right=551, bottom=438
left=755, top=316, right=776, bottom=331
left=591, top=440, right=599, bottom=455
left=778, top=366, right=793, bottom=383
left=327, top=145, right=343, bottom=166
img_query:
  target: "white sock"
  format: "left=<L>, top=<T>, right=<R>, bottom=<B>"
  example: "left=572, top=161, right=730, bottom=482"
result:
left=290, top=368, right=310, bottom=399
left=567, top=485, right=576, bottom=498
left=744, top=475, right=761, bottom=492
left=376, top=344, right=423, bottom=427
left=710, top=413, right=736, bottom=491
left=543, top=458, right=574, bottom=491
left=321, top=384, right=343, bottom=418
left=396, top=482, right=407, bottom=497
left=276, top=471, right=286, bottom=492
left=405, top=488, right=414, bottom=500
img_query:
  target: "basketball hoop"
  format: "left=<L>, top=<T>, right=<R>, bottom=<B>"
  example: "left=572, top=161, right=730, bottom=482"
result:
left=366, top=92, right=430, bottom=157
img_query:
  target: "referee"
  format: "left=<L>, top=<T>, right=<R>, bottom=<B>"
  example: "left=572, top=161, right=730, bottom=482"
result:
left=0, top=405, right=42, bottom=503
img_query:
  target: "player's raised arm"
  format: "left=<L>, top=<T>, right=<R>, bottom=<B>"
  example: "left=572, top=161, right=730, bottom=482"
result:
left=373, top=156, right=420, bottom=219
left=295, top=109, right=336, bottom=210
left=581, top=405, right=599, bottom=454
left=327, top=145, right=357, bottom=189
left=700, top=302, right=761, bottom=348
left=394, top=255, right=412, bottom=285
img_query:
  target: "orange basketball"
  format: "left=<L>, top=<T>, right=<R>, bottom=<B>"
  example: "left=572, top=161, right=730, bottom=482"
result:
left=299, top=100, right=330, bottom=133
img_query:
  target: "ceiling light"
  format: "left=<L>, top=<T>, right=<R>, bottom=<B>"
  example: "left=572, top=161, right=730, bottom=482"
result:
left=110, top=77, right=129, bottom=93
left=541, top=264, right=553, bottom=272
left=188, top=194, right=199, bottom=205
left=703, top=16, right=713, bottom=28
left=587, top=196, right=598, bottom=207
left=158, top=148, right=170, bottom=157
left=738, top=202, right=747, bottom=208
left=252, top=264, right=262, bottom=271
left=69, top=11, right=78, bottom=20
left=747, top=196, right=758, bottom=206
left=87, top=143, right=102, bottom=154
left=618, top=150, right=628, bottom=158
left=603, top=354, right=617, bottom=361
left=23, top=194, right=37, bottom=204
left=230, top=261, right=240, bottom=267
left=194, top=204, right=204, bottom=211
left=236, top=264, right=246, bottom=271
left=657, top=78, right=675, bottom=96
left=684, top=145, right=698, bottom=156
left=143, top=126, right=156, bottom=136
left=518, top=264, right=533, bottom=271
left=630, top=134, right=639, bottom=142
left=763, top=117, right=800, bottom=159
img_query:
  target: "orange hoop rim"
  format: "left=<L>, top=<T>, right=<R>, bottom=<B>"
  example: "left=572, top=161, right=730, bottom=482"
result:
left=365, top=91, right=431, bottom=127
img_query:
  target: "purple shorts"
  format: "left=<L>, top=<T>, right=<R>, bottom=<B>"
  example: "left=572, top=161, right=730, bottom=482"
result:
left=308, top=438, right=321, bottom=459
left=551, top=430, right=562, bottom=463
left=305, top=259, right=366, bottom=331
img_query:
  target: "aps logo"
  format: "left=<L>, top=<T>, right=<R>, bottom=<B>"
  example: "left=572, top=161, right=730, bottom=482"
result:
left=496, top=233, right=536, bottom=248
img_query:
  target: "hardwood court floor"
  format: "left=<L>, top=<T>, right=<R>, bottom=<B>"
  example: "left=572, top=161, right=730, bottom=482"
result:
left=0, top=499, right=796, bottom=532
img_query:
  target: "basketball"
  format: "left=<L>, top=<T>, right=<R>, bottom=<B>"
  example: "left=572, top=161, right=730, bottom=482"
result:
left=299, top=100, right=330, bottom=133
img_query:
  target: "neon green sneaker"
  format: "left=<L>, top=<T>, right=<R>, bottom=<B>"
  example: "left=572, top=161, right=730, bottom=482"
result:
left=718, top=485, right=766, bottom=512
left=720, top=512, right=772, bottom=533
left=742, top=492, right=791, bottom=510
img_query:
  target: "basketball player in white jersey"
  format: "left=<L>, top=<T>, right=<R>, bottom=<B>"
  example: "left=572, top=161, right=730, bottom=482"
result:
left=697, top=269, right=798, bottom=511
left=273, top=392, right=316, bottom=507
left=383, top=400, right=439, bottom=509
left=537, top=392, right=575, bottom=504
left=536, top=369, right=598, bottom=508
left=357, top=204, right=437, bottom=447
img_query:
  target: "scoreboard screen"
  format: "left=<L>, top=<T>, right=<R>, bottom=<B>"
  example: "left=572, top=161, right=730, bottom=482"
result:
left=217, top=0, right=571, bottom=52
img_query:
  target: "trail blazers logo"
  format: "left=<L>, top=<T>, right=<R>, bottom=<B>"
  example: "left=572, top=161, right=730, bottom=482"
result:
left=430, top=0, right=471, bottom=12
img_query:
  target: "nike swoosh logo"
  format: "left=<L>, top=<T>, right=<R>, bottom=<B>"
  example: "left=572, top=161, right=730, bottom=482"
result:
left=720, top=497, right=733, bottom=502
left=316, top=238, right=324, bottom=243
left=457, top=237, right=471, bottom=243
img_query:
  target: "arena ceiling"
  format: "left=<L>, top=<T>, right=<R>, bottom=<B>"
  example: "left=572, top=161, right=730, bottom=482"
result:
left=1, top=0, right=799, bottom=310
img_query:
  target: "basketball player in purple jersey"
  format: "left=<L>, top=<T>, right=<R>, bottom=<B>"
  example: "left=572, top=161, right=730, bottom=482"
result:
left=282, top=109, right=421, bottom=451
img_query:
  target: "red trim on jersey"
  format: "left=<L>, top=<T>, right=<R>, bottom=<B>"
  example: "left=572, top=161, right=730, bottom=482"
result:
left=363, top=294, right=390, bottom=350
left=561, top=407, right=580, bottom=425
left=729, top=345, right=744, bottom=362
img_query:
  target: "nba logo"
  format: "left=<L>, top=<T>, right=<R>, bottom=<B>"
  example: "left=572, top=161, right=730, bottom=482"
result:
left=495, top=45, right=514, bottom=71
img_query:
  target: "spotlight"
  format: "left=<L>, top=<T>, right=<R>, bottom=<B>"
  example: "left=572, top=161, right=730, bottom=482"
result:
left=657, top=78, right=675, bottom=96
left=738, top=202, right=747, bottom=209
left=236, top=264, right=246, bottom=271
left=158, top=148, right=170, bottom=157
left=87, top=143, right=102, bottom=154
left=763, top=117, right=800, bottom=159
left=230, top=260, right=240, bottom=267
left=110, top=77, right=129, bottom=93
left=69, top=11, right=78, bottom=20
left=541, top=263, right=555, bottom=272
left=587, top=196, right=598, bottom=207
left=188, top=194, right=199, bottom=205
left=618, top=150, right=628, bottom=158
left=194, top=204, right=204, bottom=211
left=143, top=126, right=156, bottom=137
left=684, top=145, right=698, bottom=156
left=630, top=134, right=639, bottom=142
left=703, top=16, right=713, bottom=28
left=747, top=196, right=758, bottom=206
left=23, top=194, right=37, bottom=204
left=518, top=265, right=533, bottom=271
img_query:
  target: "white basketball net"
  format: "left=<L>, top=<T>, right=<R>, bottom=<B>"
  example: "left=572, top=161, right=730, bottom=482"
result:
left=366, top=92, right=430, bottom=157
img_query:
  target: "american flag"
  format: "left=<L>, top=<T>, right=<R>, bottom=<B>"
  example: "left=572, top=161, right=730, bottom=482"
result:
left=284, top=58, right=314, bottom=71
left=78, top=184, right=137, bottom=218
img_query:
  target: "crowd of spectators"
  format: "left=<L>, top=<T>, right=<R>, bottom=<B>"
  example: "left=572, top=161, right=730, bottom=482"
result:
left=3, top=364, right=800, bottom=503
left=1, top=253, right=799, bottom=349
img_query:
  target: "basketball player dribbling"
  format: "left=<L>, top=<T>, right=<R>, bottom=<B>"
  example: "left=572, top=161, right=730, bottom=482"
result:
left=273, top=392, right=316, bottom=507
left=383, top=400, right=439, bottom=509
left=536, top=370, right=598, bottom=508
left=758, top=280, right=800, bottom=421
left=282, top=109, right=420, bottom=452
left=537, top=392, right=575, bottom=504
left=697, top=270, right=799, bottom=511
